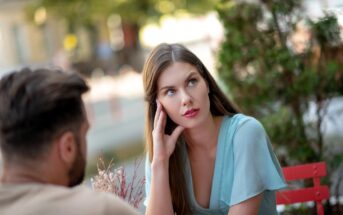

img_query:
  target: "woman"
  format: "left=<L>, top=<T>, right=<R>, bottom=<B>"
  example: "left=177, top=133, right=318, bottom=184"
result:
left=142, top=43, right=286, bottom=215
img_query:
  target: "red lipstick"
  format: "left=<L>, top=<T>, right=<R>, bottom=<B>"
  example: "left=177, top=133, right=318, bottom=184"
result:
left=183, top=109, right=199, bottom=118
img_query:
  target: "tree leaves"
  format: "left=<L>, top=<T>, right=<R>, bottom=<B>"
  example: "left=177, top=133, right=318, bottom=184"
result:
left=216, top=0, right=343, bottom=166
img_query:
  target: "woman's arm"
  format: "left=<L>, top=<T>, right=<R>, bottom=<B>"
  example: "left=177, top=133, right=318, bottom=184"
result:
left=145, top=101, right=184, bottom=215
left=145, top=160, right=173, bottom=215
left=228, top=194, right=262, bottom=215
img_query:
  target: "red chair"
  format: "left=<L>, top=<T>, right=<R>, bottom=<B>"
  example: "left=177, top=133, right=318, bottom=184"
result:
left=276, top=162, right=330, bottom=215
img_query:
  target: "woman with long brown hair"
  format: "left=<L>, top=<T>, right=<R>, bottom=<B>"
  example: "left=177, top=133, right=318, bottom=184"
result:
left=142, top=43, right=286, bottom=215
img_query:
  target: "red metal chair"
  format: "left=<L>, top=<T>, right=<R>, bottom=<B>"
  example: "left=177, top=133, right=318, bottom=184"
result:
left=276, top=162, right=330, bottom=215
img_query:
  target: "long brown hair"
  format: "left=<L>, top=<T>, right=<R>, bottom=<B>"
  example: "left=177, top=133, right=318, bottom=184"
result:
left=142, top=43, right=238, bottom=214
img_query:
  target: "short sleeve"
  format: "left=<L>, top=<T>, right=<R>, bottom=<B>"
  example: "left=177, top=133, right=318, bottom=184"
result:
left=229, top=117, right=286, bottom=206
left=143, top=154, right=151, bottom=207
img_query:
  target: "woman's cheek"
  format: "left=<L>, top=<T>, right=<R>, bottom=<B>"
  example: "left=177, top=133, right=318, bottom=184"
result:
left=165, top=108, right=176, bottom=120
left=164, top=107, right=181, bottom=124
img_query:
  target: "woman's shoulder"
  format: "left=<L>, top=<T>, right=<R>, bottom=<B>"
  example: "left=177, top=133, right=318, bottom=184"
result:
left=220, top=114, right=266, bottom=141
left=223, top=113, right=263, bottom=129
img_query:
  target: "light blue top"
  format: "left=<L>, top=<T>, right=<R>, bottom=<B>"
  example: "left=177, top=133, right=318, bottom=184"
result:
left=144, top=114, right=286, bottom=214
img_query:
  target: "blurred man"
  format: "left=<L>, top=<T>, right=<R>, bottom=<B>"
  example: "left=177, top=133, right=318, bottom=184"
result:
left=0, top=68, right=139, bottom=215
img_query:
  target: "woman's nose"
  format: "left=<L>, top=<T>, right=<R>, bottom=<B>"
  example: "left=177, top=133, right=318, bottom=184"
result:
left=180, top=89, right=192, bottom=106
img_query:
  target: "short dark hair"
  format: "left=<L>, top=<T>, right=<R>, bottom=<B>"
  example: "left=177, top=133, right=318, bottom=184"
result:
left=0, top=68, right=89, bottom=162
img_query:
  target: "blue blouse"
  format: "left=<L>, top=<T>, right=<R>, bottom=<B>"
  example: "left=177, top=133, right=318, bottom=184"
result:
left=145, top=114, right=286, bottom=214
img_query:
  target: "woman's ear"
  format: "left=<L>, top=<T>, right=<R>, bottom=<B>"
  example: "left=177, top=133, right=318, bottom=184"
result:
left=57, top=131, right=77, bottom=166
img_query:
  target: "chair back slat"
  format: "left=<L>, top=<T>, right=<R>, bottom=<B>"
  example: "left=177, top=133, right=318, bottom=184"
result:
left=281, top=162, right=326, bottom=181
left=276, top=161, right=330, bottom=215
left=276, top=186, right=330, bottom=204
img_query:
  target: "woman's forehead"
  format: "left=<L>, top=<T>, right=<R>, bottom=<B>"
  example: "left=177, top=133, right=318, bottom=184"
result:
left=157, top=62, right=199, bottom=86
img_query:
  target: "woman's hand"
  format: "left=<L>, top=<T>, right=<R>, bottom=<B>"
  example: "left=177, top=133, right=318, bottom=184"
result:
left=152, top=101, right=184, bottom=163
left=146, top=101, right=179, bottom=215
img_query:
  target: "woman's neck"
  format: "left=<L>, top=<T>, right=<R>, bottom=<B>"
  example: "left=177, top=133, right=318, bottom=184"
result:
left=184, top=115, right=223, bottom=153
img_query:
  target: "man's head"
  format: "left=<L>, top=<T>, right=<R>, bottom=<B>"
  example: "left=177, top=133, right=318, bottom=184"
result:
left=0, top=68, right=90, bottom=186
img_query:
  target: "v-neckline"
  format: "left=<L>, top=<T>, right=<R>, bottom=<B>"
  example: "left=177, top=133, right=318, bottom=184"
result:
left=184, top=116, right=227, bottom=211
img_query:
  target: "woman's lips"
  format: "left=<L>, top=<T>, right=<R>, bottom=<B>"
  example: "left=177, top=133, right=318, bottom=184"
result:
left=183, top=109, right=199, bottom=118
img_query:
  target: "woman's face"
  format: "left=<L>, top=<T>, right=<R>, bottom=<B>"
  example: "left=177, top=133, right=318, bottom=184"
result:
left=156, top=62, right=210, bottom=129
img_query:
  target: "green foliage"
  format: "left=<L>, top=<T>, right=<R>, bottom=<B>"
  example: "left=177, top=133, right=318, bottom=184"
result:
left=311, top=15, right=341, bottom=46
left=27, top=0, right=109, bottom=31
left=26, top=0, right=218, bottom=68
left=217, top=4, right=343, bottom=212
left=28, top=0, right=218, bottom=29
left=216, top=0, right=343, bottom=168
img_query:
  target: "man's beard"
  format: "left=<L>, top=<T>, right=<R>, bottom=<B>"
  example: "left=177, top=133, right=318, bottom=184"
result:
left=68, top=135, right=86, bottom=187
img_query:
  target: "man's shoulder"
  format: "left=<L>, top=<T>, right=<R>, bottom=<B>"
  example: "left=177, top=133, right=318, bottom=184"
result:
left=68, top=185, right=140, bottom=214
left=0, top=183, right=139, bottom=215
left=0, top=183, right=104, bottom=203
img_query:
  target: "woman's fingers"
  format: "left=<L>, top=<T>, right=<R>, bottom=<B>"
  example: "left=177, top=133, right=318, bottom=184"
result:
left=153, top=100, right=161, bottom=129
left=155, top=107, right=166, bottom=134
left=152, top=100, right=182, bottom=159
left=170, top=125, right=185, bottom=143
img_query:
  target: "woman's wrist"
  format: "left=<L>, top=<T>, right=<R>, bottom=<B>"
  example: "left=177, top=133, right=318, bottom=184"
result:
left=151, top=158, right=169, bottom=171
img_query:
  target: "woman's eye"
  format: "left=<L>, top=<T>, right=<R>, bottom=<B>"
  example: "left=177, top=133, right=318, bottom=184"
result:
left=188, top=78, right=197, bottom=87
left=166, top=89, right=175, bottom=96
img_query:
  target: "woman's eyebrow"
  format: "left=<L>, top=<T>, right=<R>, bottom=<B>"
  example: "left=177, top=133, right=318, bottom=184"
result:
left=185, top=71, right=198, bottom=80
left=158, top=71, right=198, bottom=92
left=159, top=85, right=174, bottom=92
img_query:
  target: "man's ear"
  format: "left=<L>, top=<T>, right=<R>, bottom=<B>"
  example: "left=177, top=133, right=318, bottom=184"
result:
left=57, top=131, right=77, bottom=166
